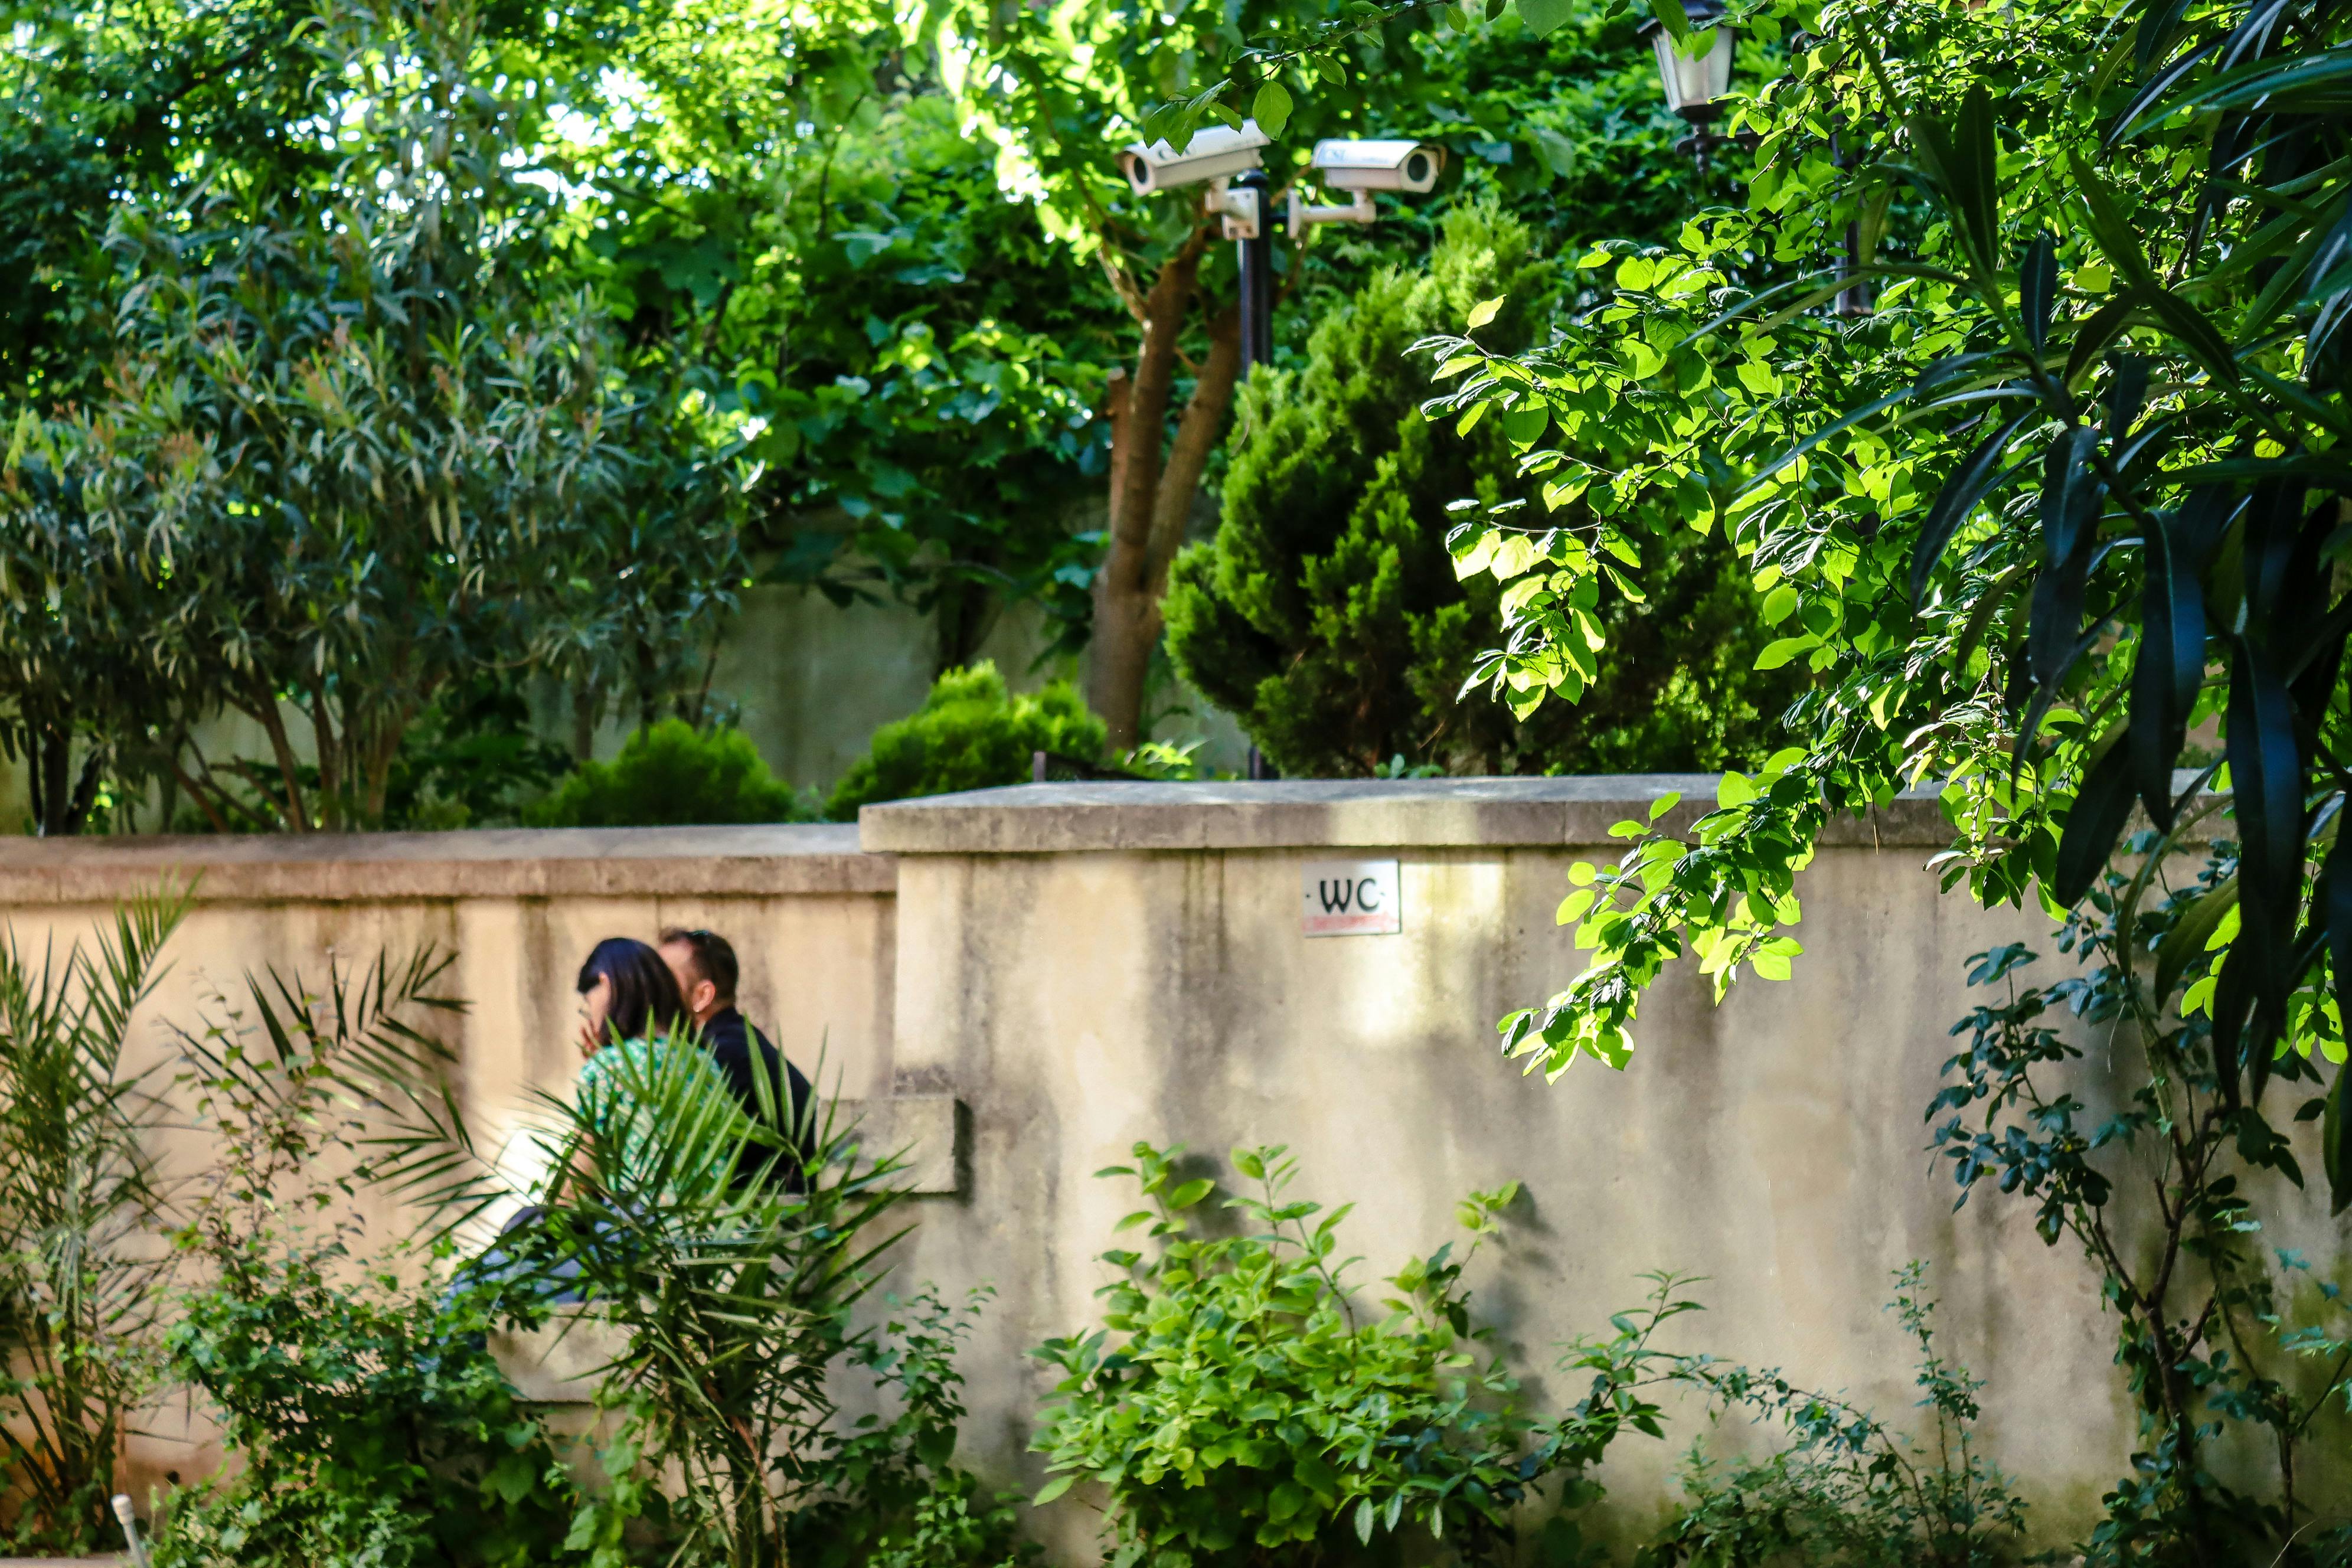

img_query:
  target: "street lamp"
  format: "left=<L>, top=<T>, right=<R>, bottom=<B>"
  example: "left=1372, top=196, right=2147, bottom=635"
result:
left=1636, top=0, right=1737, bottom=162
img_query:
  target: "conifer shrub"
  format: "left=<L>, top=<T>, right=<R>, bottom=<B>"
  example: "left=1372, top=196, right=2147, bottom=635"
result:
left=525, top=720, right=816, bottom=827
left=1162, top=202, right=1798, bottom=777
left=825, top=662, right=1106, bottom=819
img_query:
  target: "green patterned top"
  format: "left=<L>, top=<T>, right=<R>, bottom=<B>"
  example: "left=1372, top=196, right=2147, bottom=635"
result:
left=574, top=1035, right=756, bottom=1198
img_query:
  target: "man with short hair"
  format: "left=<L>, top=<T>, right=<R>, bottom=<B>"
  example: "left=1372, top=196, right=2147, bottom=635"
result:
left=657, top=928, right=815, bottom=1176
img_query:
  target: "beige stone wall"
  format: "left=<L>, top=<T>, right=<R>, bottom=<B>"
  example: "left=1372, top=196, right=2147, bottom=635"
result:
left=860, top=778, right=2347, bottom=1556
left=0, top=781, right=2343, bottom=1554
left=0, top=824, right=896, bottom=1496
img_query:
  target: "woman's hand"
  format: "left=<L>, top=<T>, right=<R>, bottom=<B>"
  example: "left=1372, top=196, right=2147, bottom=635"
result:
left=577, top=972, right=613, bottom=1060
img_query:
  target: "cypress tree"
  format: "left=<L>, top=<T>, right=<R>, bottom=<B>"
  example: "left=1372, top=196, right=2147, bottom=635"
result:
left=1164, top=203, right=1796, bottom=776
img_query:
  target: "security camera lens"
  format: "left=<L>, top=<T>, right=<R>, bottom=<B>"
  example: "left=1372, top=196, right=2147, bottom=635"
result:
left=1404, top=151, right=1431, bottom=184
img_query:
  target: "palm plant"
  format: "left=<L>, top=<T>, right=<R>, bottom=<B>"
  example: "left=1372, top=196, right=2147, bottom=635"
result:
left=518, top=1039, right=912, bottom=1568
left=171, top=944, right=480, bottom=1247
left=175, top=952, right=913, bottom=1568
left=0, top=886, right=188, bottom=1550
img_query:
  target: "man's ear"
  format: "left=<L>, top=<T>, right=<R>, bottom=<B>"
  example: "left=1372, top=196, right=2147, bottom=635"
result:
left=693, top=979, right=720, bottom=1018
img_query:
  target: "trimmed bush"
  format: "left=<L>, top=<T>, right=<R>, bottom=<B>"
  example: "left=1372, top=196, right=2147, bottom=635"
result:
left=825, top=662, right=1105, bottom=819
left=1164, top=202, right=1798, bottom=777
left=526, top=720, right=814, bottom=827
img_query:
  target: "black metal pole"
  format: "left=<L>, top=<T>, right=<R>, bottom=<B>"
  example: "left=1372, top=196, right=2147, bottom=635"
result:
left=1234, top=168, right=1273, bottom=375
left=1829, top=124, right=1872, bottom=318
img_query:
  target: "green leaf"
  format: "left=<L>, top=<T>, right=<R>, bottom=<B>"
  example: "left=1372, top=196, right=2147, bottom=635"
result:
left=1355, top=1498, right=1377, bottom=1544
left=1251, top=80, right=1293, bottom=139
left=1753, top=635, right=1817, bottom=671
left=2053, top=729, right=2134, bottom=906
left=2020, top=231, right=2059, bottom=351
left=1645, top=0, right=1691, bottom=43
left=1514, top=0, right=1576, bottom=35
left=1501, top=403, right=1550, bottom=446
left=2065, top=149, right=2161, bottom=295
left=1465, top=295, right=1506, bottom=330
left=1166, top=1177, right=1214, bottom=1210
left=1530, top=126, right=1577, bottom=178
left=2156, top=876, right=2238, bottom=1006
left=1910, top=413, right=2030, bottom=607
left=1033, top=1474, right=1075, bottom=1505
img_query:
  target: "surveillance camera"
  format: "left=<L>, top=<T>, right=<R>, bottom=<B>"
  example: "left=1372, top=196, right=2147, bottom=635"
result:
left=1309, top=139, right=1446, bottom=194
left=1120, top=121, right=1270, bottom=195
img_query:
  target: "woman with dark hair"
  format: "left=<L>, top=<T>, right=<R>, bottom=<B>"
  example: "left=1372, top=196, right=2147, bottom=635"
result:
left=571, top=936, right=754, bottom=1194
left=574, top=936, right=686, bottom=1057
left=470, top=937, right=748, bottom=1300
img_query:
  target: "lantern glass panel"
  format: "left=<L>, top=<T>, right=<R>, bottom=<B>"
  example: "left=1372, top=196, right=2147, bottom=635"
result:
left=1649, top=24, right=1735, bottom=117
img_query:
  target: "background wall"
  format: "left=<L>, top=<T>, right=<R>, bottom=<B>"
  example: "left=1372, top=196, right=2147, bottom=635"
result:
left=0, top=780, right=2335, bottom=1556
left=0, top=573, right=1255, bottom=834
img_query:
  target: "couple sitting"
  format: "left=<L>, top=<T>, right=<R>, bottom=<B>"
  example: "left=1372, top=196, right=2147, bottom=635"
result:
left=571, top=927, right=814, bottom=1187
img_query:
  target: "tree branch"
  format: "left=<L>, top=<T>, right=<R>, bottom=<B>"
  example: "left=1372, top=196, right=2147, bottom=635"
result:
left=1145, top=300, right=1242, bottom=595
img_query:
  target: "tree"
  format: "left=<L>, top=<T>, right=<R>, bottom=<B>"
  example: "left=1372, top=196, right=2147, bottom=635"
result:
left=1152, top=0, right=2352, bottom=1547
left=4, top=0, right=743, bottom=833
left=0, top=0, right=334, bottom=414
left=0, top=437, right=198, bottom=834
left=1163, top=200, right=1795, bottom=774
left=729, top=96, right=1126, bottom=672
left=538, top=0, right=1131, bottom=687
left=1376, top=0, right=2352, bottom=1550
left=901, top=0, right=1475, bottom=746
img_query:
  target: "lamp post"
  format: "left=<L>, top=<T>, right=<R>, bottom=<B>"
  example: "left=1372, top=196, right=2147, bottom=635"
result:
left=1638, top=7, right=1870, bottom=316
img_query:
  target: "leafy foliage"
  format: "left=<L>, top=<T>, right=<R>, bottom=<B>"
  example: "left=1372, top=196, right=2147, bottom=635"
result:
left=509, top=1038, right=914, bottom=1568
left=1031, top=1142, right=1541, bottom=1564
left=0, top=0, right=741, bottom=833
left=0, top=888, right=187, bottom=1550
left=157, top=1250, right=584, bottom=1568
left=824, top=662, right=1107, bottom=819
left=527, top=720, right=817, bottom=829
left=1165, top=200, right=1793, bottom=775
left=732, top=96, right=1121, bottom=666
left=1631, top=1266, right=2026, bottom=1568
left=377, top=678, right=579, bottom=832
left=159, top=940, right=586, bottom=1568
left=1371, top=0, right=2352, bottom=1152
left=1933, top=893, right=2352, bottom=1564
left=788, top=1286, right=1039, bottom=1568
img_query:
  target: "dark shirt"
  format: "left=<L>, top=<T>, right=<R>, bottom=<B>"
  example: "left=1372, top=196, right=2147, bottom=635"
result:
left=698, top=1007, right=815, bottom=1182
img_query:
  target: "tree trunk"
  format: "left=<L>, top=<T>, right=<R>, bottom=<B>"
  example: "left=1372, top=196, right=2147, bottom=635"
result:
left=306, top=681, right=343, bottom=831
left=1086, top=233, right=1244, bottom=750
left=573, top=680, right=600, bottom=760
left=241, top=680, right=312, bottom=832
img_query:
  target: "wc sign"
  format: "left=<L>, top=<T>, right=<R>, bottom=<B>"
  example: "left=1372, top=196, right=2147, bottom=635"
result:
left=1300, top=860, right=1402, bottom=937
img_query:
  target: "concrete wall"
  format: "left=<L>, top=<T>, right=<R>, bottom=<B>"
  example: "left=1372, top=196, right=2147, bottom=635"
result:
left=859, top=779, right=2351, bottom=1556
left=0, top=824, right=897, bottom=1494
left=1, top=780, right=2343, bottom=1555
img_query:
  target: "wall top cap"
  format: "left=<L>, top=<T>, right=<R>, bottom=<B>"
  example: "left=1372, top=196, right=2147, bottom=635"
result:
left=0, top=822, right=894, bottom=904
left=858, top=775, right=1965, bottom=854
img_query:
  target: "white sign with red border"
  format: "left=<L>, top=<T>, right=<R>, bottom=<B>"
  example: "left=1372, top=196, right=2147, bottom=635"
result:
left=1300, top=860, right=1402, bottom=937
